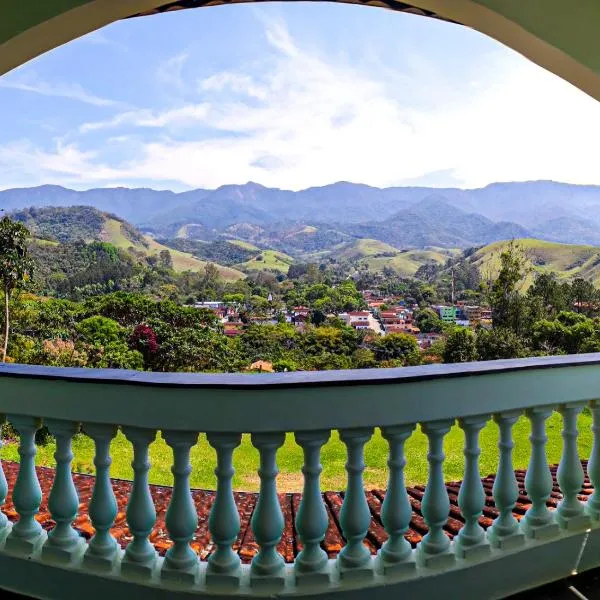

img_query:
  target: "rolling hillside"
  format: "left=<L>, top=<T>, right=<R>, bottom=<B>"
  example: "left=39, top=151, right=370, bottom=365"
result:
left=144, top=238, right=244, bottom=280
left=316, top=238, right=457, bottom=277
left=470, top=238, right=600, bottom=287
left=235, top=250, right=295, bottom=274
left=11, top=206, right=244, bottom=280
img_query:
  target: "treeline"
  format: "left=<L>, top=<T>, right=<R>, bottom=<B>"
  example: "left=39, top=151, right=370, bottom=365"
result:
left=440, top=243, right=600, bottom=362
left=158, top=238, right=256, bottom=266
left=5, top=291, right=420, bottom=373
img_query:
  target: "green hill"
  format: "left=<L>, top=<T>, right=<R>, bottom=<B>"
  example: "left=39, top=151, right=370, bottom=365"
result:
left=318, top=238, right=456, bottom=277
left=236, top=249, right=295, bottom=274
left=144, top=238, right=243, bottom=280
left=471, top=238, right=600, bottom=287
left=12, top=206, right=243, bottom=280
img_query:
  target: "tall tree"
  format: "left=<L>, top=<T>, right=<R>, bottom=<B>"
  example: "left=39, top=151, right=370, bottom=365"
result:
left=0, top=217, right=34, bottom=362
left=487, top=241, right=531, bottom=334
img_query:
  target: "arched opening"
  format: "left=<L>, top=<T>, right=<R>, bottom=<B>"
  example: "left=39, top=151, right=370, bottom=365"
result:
left=1, top=4, right=600, bottom=599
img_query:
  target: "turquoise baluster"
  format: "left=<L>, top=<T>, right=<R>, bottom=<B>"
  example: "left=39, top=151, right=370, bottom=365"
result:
left=337, top=427, right=374, bottom=579
left=83, top=423, right=120, bottom=570
left=377, top=424, right=416, bottom=576
left=6, top=416, right=46, bottom=555
left=250, top=432, right=285, bottom=589
left=521, top=408, right=559, bottom=540
left=556, top=403, right=590, bottom=530
left=0, top=416, right=12, bottom=545
left=487, top=411, right=524, bottom=549
left=42, top=419, right=86, bottom=563
left=122, top=426, right=157, bottom=578
left=161, top=430, right=199, bottom=584
left=455, top=415, right=490, bottom=559
left=294, top=429, right=331, bottom=585
left=586, top=401, right=600, bottom=521
left=206, top=432, right=242, bottom=587
left=417, top=420, right=455, bottom=568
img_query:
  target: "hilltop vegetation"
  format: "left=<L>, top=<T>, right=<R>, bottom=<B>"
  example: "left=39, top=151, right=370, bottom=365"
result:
left=157, top=238, right=256, bottom=266
left=469, top=238, right=600, bottom=287
left=236, top=249, right=295, bottom=274
left=11, top=206, right=244, bottom=281
left=303, top=238, right=459, bottom=278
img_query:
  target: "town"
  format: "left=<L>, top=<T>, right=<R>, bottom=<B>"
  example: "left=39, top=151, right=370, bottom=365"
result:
left=192, top=294, right=492, bottom=350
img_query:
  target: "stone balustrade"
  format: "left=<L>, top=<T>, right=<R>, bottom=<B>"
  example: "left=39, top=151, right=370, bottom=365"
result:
left=1, top=355, right=600, bottom=599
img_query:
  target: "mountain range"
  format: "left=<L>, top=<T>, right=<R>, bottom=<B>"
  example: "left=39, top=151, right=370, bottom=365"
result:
left=4, top=180, right=600, bottom=248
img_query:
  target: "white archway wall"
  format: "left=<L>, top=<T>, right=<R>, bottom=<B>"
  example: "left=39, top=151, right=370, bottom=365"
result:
left=0, top=0, right=170, bottom=77
left=409, top=0, right=600, bottom=102
left=1, top=0, right=600, bottom=103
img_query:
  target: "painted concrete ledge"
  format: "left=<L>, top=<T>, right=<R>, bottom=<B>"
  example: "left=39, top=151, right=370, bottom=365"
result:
left=0, top=461, right=590, bottom=563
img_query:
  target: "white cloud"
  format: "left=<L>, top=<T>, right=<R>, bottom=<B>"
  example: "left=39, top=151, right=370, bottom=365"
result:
left=0, top=74, right=128, bottom=108
left=79, top=104, right=211, bottom=133
left=200, top=73, right=268, bottom=100
left=157, top=52, right=190, bottom=92
left=4, top=16, right=600, bottom=191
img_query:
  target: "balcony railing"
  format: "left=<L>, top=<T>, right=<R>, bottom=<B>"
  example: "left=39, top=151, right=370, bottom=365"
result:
left=1, top=355, right=600, bottom=599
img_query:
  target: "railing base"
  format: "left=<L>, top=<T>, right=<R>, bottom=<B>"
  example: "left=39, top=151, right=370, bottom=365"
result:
left=374, top=555, right=416, bottom=578
left=522, top=522, right=560, bottom=541
left=41, top=537, right=87, bottom=565
left=489, top=533, right=525, bottom=551
left=0, top=529, right=593, bottom=600
left=558, top=514, right=592, bottom=532
left=4, top=530, right=47, bottom=557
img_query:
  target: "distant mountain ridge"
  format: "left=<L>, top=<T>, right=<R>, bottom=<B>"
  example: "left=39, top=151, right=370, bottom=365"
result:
left=4, top=180, right=600, bottom=248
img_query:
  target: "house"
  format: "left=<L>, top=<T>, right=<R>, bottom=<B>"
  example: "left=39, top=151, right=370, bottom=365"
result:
left=465, top=305, right=482, bottom=322
left=436, top=305, right=458, bottom=323
left=346, top=311, right=370, bottom=322
left=380, top=312, right=402, bottom=325
left=368, top=301, right=386, bottom=310
left=417, top=332, right=442, bottom=348
left=193, top=301, right=224, bottom=310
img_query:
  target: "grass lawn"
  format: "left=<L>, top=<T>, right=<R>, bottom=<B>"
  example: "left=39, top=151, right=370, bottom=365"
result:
left=1, top=412, right=591, bottom=492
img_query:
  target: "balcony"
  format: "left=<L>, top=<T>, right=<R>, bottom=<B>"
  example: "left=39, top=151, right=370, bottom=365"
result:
left=0, top=355, right=600, bottom=599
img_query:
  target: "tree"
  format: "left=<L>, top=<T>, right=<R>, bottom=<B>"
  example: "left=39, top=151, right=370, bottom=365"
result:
left=475, top=327, right=527, bottom=360
left=527, top=272, right=568, bottom=317
left=443, top=328, right=477, bottom=363
left=531, top=311, right=596, bottom=355
left=76, top=315, right=124, bottom=346
left=414, top=308, right=444, bottom=333
left=368, top=333, right=420, bottom=365
left=158, top=250, right=173, bottom=270
left=570, top=278, right=598, bottom=315
left=0, top=217, right=34, bottom=362
left=487, top=241, right=530, bottom=334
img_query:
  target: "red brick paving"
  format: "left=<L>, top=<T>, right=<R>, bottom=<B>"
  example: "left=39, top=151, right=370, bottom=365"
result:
left=0, top=461, right=592, bottom=563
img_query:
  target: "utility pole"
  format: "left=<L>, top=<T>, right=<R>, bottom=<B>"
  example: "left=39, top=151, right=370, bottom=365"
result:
left=451, top=265, right=456, bottom=305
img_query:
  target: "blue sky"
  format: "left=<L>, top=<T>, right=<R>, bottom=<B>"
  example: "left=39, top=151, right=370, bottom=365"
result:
left=1, top=3, right=599, bottom=191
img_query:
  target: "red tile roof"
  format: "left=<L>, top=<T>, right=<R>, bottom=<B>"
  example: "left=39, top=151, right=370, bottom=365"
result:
left=0, top=460, right=587, bottom=563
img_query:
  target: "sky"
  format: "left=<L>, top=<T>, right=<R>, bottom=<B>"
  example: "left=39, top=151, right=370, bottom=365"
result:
left=1, top=3, right=600, bottom=192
